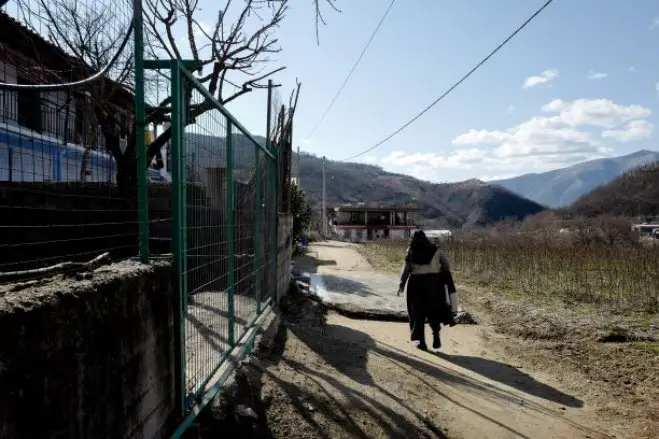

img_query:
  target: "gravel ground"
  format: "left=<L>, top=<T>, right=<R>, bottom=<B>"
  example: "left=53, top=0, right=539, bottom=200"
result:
left=257, top=241, right=627, bottom=439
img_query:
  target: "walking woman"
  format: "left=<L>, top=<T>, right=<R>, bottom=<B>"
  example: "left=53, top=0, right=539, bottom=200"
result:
left=397, top=230, right=458, bottom=351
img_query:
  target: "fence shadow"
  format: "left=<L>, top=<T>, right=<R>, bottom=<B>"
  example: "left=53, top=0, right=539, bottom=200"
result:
left=282, top=320, right=607, bottom=439
left=318, top=274, right=379, bottom=298
left=263, top=323, right=448, bottom=439
left=432, top=351, right=583, bottom=408
left=293, top=249, right=337, bottom=274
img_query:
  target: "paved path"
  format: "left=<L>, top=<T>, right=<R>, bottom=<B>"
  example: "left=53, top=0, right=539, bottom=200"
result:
left=294, top=241, right=473, bottom=323
left=294, top=241, right=406, bottom=319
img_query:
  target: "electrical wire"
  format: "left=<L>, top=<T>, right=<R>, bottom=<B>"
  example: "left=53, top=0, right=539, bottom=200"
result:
left=0, top=22, right=134, bottom=91
left=342, top=0, right=556, bottom=162
left=305, top=0, right=396, bottom=141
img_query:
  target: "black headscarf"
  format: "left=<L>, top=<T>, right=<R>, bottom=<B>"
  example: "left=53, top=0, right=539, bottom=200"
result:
left=405, top=230, right=437, bottom=265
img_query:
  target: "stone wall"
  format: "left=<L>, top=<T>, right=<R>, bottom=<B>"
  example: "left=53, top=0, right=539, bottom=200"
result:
left=0, top=261, right=176, bottom=439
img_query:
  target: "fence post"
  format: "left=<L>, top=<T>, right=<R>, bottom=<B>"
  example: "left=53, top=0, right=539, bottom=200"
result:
left=226, top=122, right=236, bottom=346
left=169, top=60, right=186, bottom=416
left=263, top=79, right=273, bottom=307
left=255, top=147, right=263, bottom=314
left=266, top=80, right=279, bottom=302
left=133, top=0, right=149, bottom=263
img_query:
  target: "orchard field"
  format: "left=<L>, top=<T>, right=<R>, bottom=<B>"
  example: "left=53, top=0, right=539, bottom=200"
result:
left=360, top=230, right=659, bottom=315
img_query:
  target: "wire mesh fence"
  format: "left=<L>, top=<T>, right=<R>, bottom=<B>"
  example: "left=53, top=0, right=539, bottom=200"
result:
left=165, top=62, right=280, bottom=409
left=0, top=1, right=154, bottom=279
left=0, top=0, right=287, bottom=418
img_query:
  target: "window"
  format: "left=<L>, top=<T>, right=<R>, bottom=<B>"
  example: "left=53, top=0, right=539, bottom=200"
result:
left=74, top=99, right=85, bottom=142
left=17, top=75, right=42, bottom=132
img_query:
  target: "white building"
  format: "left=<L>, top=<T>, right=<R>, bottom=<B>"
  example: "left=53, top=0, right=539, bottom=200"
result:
left=330, top=204, right=419, bottom=242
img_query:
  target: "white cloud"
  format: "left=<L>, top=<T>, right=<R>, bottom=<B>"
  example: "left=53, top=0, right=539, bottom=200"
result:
left=481, top=173, right=517, bottom=182
left=602, top=120, right=654, bottom=142
left=453, top=129, right=509, bottom=145
left=655, top=82, right=659, bottom=97
left=453, top=98, right=651, bottom=163
left=650, top=17, right=659, bottom=30
left=381, top=149, right=486, bottom=182
left=522, top=69, right=559, bottom=88
left=541, top=99, right=566, bottom=112
left=381, top=148, right=483, bottom=169
left=588, top=71, right=608, bottom=80
left=540, top=98, right=650, bottom=128
left=506, top=105, right=516, bottom=114
left=629, top=66, right=637, bottom=73
left=380, top=98, right=652, bottom=182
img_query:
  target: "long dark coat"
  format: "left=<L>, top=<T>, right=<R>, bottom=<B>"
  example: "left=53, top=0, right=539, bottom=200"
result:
left=399, top=247, right=456, bottom=342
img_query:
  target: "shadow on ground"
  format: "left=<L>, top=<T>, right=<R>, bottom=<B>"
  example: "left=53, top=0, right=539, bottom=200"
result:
left=433, top=351, right=582, bottom=408
left=282, top=316, right=608, bottom=439
left=293, top=251, right=336, bottom=274
left=266, top=323, right=449, bottom=439
left=319, top=274, right=379, bottom=298
left=196, top=288, right=608, bottom=439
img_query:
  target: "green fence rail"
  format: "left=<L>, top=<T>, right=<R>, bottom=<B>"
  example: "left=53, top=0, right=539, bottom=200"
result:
left=143, top=60, right=280, bottom=414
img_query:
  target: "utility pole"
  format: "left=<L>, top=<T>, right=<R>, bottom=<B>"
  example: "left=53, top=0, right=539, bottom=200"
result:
left=321, top=156, right=327, bottom=238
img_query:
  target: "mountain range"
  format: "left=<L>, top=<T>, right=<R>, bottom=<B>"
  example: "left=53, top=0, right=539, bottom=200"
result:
left=294, top=153, right=544, bottom=228
left=560, top=160, right=659, bottom=219
left=182, top=132, right=659, bottom=226
left=490, top=150, right=659, bottom=208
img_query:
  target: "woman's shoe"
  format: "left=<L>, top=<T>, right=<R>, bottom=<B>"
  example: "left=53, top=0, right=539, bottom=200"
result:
left=432, top=332, right=441, bottom=349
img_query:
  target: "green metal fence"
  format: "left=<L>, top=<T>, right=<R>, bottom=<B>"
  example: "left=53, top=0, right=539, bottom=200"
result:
left=144, top=60, right=280, bottom=414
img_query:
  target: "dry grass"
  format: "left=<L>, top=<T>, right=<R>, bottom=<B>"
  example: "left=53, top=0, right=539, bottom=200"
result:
left=359, top=234, right=659, bottom=437
left=360, top=233, right=659, bottom=315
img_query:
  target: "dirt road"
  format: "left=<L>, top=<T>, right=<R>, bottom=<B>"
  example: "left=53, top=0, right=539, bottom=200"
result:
left=260, top=241, right=617, bottom=439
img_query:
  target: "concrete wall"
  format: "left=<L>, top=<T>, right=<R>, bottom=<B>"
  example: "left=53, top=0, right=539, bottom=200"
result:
left=277, top=214, right=293, bottom=302
left=0, top=182, right=174, bottom=272
left=0, top=261, right=176, bottom=439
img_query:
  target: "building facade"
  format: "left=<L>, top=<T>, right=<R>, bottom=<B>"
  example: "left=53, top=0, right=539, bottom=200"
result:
left=0, top=12, right=168, bottom=183
left=330, top=204, right=419, bottom=242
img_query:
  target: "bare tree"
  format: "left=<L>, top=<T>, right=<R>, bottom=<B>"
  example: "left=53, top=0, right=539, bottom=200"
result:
left=12, top=0, right=340, bottom=186
left=15, top=0, right=136, bottom=181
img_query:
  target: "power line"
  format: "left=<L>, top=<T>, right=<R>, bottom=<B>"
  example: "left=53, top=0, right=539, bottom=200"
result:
left=0, top=23, right=134, bottom=91
left=305, top=0, right=396, bottom=141
left=342, top=0, right=556, bottom=162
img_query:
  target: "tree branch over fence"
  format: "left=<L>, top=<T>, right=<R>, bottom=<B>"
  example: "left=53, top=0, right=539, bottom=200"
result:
left=12, top=0, right=339, bottom=185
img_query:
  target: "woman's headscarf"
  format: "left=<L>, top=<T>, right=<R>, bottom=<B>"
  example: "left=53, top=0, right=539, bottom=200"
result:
left=405, top=229, right=437, bottom=265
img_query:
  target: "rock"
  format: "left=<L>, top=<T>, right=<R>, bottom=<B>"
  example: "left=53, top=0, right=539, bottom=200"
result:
left=455, top=311, right=478, bottom=325
left=260, top=389, right=273, bottom=406
left=235, top=404, right=258, bottom=420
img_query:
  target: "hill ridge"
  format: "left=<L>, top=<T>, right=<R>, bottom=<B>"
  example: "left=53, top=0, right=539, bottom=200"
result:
left=491, top=150, right=659, bottom=207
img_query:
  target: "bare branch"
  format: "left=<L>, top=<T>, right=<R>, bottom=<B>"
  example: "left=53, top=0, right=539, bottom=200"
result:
left=12, top=0, right=330, bottom=186
left=312, top=0, right=341, bottom=44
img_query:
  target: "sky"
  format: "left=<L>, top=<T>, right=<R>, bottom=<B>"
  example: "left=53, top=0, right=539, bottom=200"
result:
left=11, top=0, right=659, bottom=183
left=203, top=0, right=659, bottom=183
